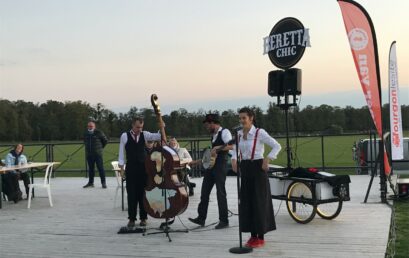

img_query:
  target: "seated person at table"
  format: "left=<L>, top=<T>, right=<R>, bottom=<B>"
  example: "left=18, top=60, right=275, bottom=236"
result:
left=169, top=137, right=196, bottom=196
left=2, top=144, right=30, bottom=202
left=6, top=144, right=30, bottom=196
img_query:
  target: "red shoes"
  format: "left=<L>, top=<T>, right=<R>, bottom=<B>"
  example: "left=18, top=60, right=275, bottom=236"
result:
left=253, top=238, right=265, bottom=248
left=245, top=237, right=265, bottom=248
left=245, top=237, right=257, bottom=247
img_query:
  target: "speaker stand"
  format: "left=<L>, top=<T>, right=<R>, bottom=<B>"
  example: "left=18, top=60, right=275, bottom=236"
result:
left=277, top=93, right=297, bottom=173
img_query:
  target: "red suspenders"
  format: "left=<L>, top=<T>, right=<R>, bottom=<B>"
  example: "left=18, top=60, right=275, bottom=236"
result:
left=251, top=128, right=260, bottom=160
left=238, top=128, right=260, bottom=160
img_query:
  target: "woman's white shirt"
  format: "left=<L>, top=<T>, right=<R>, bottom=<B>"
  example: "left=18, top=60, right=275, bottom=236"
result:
left=231, top=125, right=281, bottom=161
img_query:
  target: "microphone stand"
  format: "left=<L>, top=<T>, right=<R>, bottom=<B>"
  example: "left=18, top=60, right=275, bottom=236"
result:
left=229, top=128, right=253, bottom=254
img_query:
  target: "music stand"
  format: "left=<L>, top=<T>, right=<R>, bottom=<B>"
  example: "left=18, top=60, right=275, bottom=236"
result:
left=143, top=140, right=188, bottom=242
left=229, top=128, right=253, bottom=254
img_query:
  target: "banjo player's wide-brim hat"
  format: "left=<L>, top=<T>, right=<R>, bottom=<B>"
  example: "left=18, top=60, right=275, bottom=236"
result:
left=202, top=114, right=220, bottom=124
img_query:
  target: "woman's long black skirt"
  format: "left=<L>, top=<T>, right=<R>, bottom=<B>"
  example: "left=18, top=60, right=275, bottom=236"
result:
left=239, top=159, right=276, bottom=234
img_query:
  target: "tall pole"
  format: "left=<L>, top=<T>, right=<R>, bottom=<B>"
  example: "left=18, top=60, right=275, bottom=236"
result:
left=321, top=135, right=325, bottom=170
left=379, top=139, right=387, bottom=203
left=284, top=95, right=292, bottom=172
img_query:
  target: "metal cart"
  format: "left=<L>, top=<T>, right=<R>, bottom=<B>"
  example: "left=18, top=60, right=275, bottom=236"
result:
left=269, top=171, right=351, bottom=224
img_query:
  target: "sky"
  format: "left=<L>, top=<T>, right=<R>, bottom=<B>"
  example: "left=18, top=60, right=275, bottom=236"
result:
left=0, top=0, right=408, bottom=114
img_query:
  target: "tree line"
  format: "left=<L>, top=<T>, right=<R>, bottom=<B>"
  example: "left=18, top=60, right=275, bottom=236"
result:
left=0, top=99, right=407, bottom=142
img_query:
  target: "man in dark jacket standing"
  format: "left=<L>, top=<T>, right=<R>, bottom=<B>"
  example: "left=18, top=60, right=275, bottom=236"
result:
left=83, top=121, right=108, bottom=188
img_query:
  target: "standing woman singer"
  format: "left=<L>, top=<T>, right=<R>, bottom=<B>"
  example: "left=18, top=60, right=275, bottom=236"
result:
left=231, top=107, right=281, bottom=248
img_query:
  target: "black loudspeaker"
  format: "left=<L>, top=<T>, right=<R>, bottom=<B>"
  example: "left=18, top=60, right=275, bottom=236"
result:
left=283, top=68, right=302, bottom=95
left=268, top=70, right=284, bottom=97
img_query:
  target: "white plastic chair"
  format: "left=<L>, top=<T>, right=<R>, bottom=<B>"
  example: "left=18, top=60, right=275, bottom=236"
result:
left=112, top=161, right=126, bottom=210
left=111, top=161, right=122, bottom=187
left=27, top=164, right=54, bottom=209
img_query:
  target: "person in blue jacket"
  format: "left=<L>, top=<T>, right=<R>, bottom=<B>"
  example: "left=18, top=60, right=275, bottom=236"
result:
left=3, top=144, right=30, bottom=202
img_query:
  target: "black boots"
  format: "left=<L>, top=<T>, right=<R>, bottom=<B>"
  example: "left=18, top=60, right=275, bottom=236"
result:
left=188, top=217, right=205, bottom=227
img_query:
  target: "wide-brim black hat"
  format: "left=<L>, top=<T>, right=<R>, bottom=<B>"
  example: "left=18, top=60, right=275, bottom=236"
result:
left=202, top=113, right=220, bottom=124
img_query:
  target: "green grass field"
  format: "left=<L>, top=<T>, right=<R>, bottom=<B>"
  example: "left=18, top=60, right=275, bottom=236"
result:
left=273, top=134, right=363, bottom=174
left=0, top=134, right=370, bottom=176
left=394, top=200, right=409, bottom=258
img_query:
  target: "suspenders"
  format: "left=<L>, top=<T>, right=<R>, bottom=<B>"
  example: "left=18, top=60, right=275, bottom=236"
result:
left=250, top=128, right=260, bottom=160
left=238, top=128, right=260, bottom=161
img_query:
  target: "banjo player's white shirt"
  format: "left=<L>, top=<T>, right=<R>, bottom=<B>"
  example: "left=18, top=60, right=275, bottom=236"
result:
left=231, top=125, right=281, bottom=161
left=212, top=126, right=232, bottom=144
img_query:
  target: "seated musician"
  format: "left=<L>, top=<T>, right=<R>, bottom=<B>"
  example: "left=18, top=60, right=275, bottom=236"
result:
left=145, top=140, right=155, bottom=154
left=168, top=137, right=196, bottom=196
left=2, top=144, right=30, bottom=202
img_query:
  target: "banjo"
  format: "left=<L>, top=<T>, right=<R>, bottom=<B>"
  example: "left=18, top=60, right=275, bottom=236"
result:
left=199, top=143, right=232, bottom=169
left=189, top=147, right=216, bottom=170
left=201, top=147, right=216, bottom=169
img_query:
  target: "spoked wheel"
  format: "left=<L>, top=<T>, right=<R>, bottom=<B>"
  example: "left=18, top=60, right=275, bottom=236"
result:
left=286, top=181, right=316, bottom=224
left=316, top=200, right=343, bottom=220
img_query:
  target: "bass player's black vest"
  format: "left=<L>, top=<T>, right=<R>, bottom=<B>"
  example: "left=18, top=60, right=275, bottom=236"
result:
left=125, top=131, right=146, bottom=166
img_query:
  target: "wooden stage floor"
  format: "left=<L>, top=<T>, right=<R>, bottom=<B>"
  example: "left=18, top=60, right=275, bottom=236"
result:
left=0, top=175, right=392, bottom=258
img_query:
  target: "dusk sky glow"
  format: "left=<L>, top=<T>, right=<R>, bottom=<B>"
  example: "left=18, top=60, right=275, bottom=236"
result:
left=1, top=0, right=408, bottom=113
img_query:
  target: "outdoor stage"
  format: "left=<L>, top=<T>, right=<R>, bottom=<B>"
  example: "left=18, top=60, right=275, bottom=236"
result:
left=0, top=175, right=392, bottom=258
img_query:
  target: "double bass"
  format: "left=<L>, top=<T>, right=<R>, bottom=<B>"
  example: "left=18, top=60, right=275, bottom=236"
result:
left=143, top=94, right=189, bottom=219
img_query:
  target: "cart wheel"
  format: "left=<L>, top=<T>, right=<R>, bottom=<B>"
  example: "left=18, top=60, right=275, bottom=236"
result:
left=316, top=201, right=343, bottom=220
left=286, top=181, right=316, bottom=224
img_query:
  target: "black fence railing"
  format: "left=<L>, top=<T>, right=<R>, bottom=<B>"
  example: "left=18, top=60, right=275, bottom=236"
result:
left=1, top=132, right=407, bottom=177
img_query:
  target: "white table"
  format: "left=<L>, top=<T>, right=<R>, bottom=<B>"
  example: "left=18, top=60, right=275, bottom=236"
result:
left=0, top=162, right=59, bottom=208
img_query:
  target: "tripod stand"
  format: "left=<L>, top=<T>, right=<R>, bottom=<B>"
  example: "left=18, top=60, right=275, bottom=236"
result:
left=143, top=194, right=188, bottom=242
